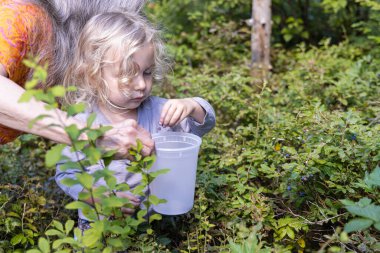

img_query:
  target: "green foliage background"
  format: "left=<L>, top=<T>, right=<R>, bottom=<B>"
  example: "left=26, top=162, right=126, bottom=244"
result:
left=1, top=0, right=380, bottom=251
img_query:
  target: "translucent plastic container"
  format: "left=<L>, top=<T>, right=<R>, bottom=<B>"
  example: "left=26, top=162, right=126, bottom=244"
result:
left=150, top=132, right=202, bottom=215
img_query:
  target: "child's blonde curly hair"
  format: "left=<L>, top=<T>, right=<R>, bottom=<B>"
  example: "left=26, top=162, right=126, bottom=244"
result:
left=63, top=11, right=169, bottom=108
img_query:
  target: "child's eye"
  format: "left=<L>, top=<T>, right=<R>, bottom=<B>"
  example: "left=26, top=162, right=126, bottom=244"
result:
left=143, top=68, right=153, bottom=76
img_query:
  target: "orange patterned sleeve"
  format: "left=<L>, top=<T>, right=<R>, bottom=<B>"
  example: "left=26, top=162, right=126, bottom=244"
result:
left=0, top=3, right=29, bottom=81
left=0, top=1, right=53, bottom=144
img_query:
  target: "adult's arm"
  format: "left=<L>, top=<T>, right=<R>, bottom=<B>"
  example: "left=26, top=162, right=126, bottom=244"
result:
left=0, top=64, right=154, bottom=156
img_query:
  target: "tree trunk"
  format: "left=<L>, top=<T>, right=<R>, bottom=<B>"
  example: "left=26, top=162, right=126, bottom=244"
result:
left=251, top=0, right=272, bottom=77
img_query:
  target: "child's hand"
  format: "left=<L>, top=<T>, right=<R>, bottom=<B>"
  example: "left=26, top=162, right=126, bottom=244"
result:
left=160, top=98, right=205, bottom=127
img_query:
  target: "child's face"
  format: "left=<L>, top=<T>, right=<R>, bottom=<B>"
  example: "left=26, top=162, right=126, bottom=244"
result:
left=102, top=42, right=154, bottom=110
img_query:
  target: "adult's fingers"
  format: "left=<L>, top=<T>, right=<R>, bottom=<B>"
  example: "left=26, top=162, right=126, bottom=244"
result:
left=136, top=125, right=154, bottom=156
left=121, top=207, right=135, bottom=215
left=116, top=192, right=140, bottom=207
left=97, top=119, right=154, bottom=158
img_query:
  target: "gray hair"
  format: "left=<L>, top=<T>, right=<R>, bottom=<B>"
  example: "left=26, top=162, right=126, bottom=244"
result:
left=31, top=0, right=147, bottom=87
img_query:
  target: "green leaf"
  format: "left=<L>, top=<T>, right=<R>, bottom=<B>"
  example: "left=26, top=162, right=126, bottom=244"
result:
left=87, top=113, right=97, bottom=127
left=28, top=114, right=51, bottom=129
left=78, top=191, right=91, bottom=201
left=102, top=247, right=113, bottom=253
left=101, top=196, right=125, bottom=208
left=86, top=129, right=103, bottom=141
left=150, top=169, right=170, bottom=179
left=136, top=139, right=143, bottom=153
left=19, top=90, right=38, bottom=103
left=45, top=229, right=64, bottom=237
left=283, top=34, right=292, bottom=42
left=357, top=197, right=372, bottom=206
left=53, top=220, right=64, bottom=232
left=26, top=250, right=42, bottom=253
left=131, top=184, right=146, bottom=196
left=105, top=175, right=117, bottom=189
left=115, top=183, right=130, bottom=192
left=67, top=103, right=85, bottom=116
left=374, top=222, right=380, bottom=231
left=38, top=238, right=50, bottom=253
left=52, top=238, right=72, bottom=249
left=50, top=86, right=66, bottom=97
left=148, top=195, right=166, bottom=205
left=81, top=207, right=98, bottom=221
left=137, top=209, right=147, bottom=221
left=83, top=228, right=102, bottom=247
left=65, top=220, right=75, bottom=235
left=11, top=234, right=24, bottom=245
left=76, top=173, right=94, bottom=190
left=93, top=186, right=108, bottom=196
left=66, top=85, right=77, bottom=92
left=149, top=213, right=162, bottom=223
left=364, top=166, right=380, bottom=188
left=65, top=201, right=92, bottom=210
left=25, top=78, right=39, bottom=90
left=83, top=146, right=101, bottom=164
left=64, top=124, right=81, bottom=141
left=52, top=239, right=64, bottom=249
left=143, top=155, right=156, bottom=169
left=344, top=218, right=373, bottom=233
left=107, top=238, right=124, bottom=248
left=286, top=227, right=295, bottom=239
left=59, top=238, right=76, bottom=246
left=340, top=199, right=355, bottom=206
left=60, top=178, right=79, bottom=187
left=345, top=203, right=380, bottom=222
left=275, top=228, right=287, bottom=240
left=98, top=125, right=113, bottom=135
left=103, top=149, right=117, bottom=158
left=45, top=144, right=65, bottom=167
left=108, top=225, right=124, bottom=234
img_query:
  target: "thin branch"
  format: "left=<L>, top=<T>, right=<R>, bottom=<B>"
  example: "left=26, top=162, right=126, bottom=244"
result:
left=283, top=202, right=346, bottom=225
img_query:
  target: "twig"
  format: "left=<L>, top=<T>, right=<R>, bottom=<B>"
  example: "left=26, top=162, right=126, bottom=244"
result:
left=368, top=114, right=380, bottom=127
left=284, top=204, right=346, bottom=225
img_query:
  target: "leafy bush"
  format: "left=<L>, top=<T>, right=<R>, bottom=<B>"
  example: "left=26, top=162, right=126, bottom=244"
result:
left=0, top=1, right=379, bottom=252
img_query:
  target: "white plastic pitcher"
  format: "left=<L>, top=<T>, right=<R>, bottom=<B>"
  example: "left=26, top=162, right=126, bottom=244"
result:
left=150, top=132, right=202, bottom=215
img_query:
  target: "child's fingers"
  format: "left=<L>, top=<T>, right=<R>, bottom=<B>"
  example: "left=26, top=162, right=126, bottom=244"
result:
left=162, top=103, right=177, bottom=127
left=160, top=101, right=172, bottom=125
left=168, top=107, right=186, bottom=126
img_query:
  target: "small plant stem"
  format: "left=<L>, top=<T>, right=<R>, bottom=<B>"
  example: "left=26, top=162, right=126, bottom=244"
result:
left=55, top=109, right=109, bottom=246
left=196, top=229, right=200, bottom=253
left=204, top=229, right=207, bottom=253
left=21, top=203, right=26, bottom=233
left=146, top=164, right=151, bottom=225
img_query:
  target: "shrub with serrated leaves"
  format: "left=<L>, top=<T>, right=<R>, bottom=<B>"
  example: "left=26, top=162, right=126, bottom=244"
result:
left=156, top=37, right=380, bottom=251
left=2, top=59, right=169, bottom=253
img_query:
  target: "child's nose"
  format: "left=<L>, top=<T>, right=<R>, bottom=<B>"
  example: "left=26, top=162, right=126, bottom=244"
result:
left=134, top=75, right=146, bottom=91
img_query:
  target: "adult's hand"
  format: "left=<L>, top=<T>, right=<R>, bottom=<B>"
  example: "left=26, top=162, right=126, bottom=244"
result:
left=96, top=119, right=154, bottom=159
left=115, top=192, right=140, bottom=215
left=81, top=189, right=141, bottom=216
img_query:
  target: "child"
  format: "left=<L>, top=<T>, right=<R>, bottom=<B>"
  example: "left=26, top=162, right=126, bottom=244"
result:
left=55, top=11, right=215, bottom=232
